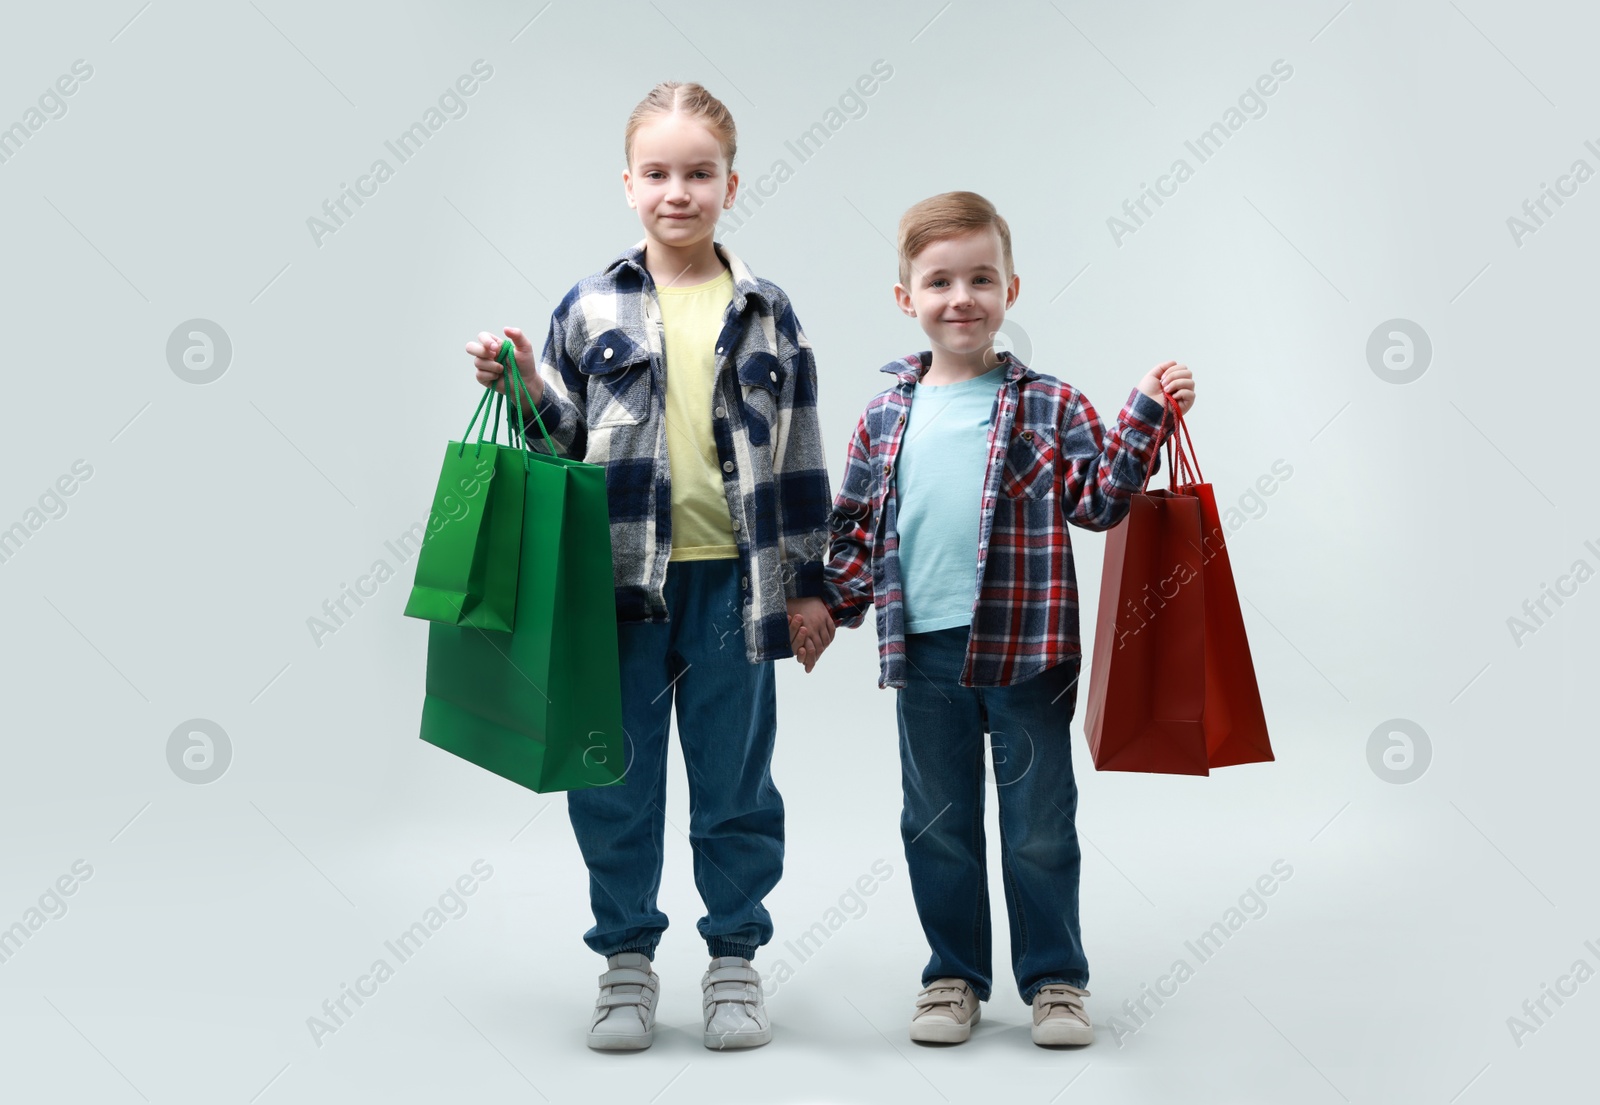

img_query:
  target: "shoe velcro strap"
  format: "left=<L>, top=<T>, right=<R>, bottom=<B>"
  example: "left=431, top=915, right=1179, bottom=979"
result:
left=597, top=992, right=654, bottom=1009
left=600, top=968, right=655, bottom=987
left=705, top=984, right=759, bottom=1000
left=1035, top=991, right=1088, bottom=1019
left=706, top=967, right=762, bottom=986
left=1036, top=991, right=1088, bottom=1010
left=916, top=990, right=969, bottom=1008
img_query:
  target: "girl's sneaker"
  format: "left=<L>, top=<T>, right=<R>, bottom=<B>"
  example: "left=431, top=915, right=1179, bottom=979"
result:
left=1031, top=984, right=1093, bottom=1046
left=587, top=952, right=658, bottom=1050
left=701, top=956, right=771, bottom=1049
left=909, top=978, right=981, bottom=1044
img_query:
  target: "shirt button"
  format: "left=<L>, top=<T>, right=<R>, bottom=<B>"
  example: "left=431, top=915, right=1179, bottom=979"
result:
left=769, top=370, right=778, bottom=382
left=731, top=518, right=741, bottom=530
left=897, top=414, right=906, bottom=425
left=714, top=406, right=726, bottom=418
left=716, top=346, right=724, bottom=355
left=723, top=460, right=734, bottom=472
left=884, top=462, right=893, bottom=476
left=741, top=576, right=749, bottom=589
left=602, top=347, right=613, bottom=360
left=1021, top=430, right=1033, bottom=441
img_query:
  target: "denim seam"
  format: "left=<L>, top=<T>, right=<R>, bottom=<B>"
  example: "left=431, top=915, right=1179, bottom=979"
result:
left=1000, top=812, right=1030, bottom=972
left=971, top=742, right=992, bottom=1001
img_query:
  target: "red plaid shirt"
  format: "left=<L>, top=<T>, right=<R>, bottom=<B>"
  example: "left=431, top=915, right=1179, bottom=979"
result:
left=823, top=351, right=1174, bottom=688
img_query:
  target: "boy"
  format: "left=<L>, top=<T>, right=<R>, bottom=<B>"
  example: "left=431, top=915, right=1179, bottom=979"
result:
left=794, top=191, right=1194, bottom=1047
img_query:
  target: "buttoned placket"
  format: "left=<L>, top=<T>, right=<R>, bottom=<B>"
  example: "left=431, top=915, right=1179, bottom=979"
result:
left=874, top=387, right=914, bottom=547
left=638, top=286, right=675, bottom=624
left=709, top=327, right=753, bottom=603
left=976, top=378, right=1018, bottom=552
left=960, top=376, right=1024, bottom=685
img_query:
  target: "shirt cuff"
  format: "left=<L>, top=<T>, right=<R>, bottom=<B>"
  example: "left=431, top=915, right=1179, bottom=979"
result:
left=525, top=393, right=565, bottom=447
left=1126, top=388, right=1170, bottom=439
left=784, top=560, right=826, bottom=601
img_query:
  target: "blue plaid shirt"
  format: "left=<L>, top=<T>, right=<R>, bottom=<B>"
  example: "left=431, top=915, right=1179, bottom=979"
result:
left=524, top=240, right=832, bottom=663
left=824, top=351, right=1174, bottom=688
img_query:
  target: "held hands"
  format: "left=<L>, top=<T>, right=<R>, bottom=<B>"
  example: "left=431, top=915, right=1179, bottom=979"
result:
left=467, top=326, right=543, bottom=408
left=786, top=596, right=835, bottom=674
left=1137, top=361, right=1195, bottom=417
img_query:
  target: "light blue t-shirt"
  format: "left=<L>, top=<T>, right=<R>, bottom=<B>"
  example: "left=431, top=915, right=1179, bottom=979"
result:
left=895, top=365, right=1005, bottom=633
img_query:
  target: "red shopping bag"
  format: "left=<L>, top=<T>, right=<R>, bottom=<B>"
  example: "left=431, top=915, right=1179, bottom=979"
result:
left=1084, top=401, right=1273, bottom=774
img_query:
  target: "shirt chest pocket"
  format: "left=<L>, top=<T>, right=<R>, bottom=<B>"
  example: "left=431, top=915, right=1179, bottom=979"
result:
left=581, top=328, right=653, bottom=429
left=999, top=427, right=1057, bottom=499
left=735, top=350, right=783, bottom=446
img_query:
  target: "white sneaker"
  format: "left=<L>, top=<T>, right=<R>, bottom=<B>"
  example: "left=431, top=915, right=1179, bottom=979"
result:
left=701, top=956, right=771, bottom=1049
left=587, top=952, right=658, bottom=1051
left=909, top=978, right=981, bottom=1044
left=1032, top=984, right=1094, bottom=1046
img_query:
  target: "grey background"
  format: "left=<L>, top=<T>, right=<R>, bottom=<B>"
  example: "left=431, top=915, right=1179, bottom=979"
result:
left=1, top=0, right=1594, bottom=1101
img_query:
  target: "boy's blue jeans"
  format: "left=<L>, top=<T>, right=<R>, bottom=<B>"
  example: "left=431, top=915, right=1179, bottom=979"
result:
left=566, top=558, right=783, bottom=962
left=896, top=624, right=1088, bottom=1003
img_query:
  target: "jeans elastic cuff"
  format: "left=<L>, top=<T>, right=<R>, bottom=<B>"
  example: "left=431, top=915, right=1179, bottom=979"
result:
left=707, top=938, right=759, bottom=960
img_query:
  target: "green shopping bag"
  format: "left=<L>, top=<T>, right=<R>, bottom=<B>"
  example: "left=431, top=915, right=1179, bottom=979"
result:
left=417, top=349, right=626, bottom=793
left=402, top=370, right=526, bottom=632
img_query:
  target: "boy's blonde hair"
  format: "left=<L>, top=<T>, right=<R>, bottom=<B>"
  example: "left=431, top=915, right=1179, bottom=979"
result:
left=624, top=81, right=738, bottom=172
left=896, top=191, right=1014, bottom=288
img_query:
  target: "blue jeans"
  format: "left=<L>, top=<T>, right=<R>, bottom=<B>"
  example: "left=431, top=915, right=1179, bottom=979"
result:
left=566, top=558, right=783, bottom=961
left=896, top=625, right=1087, bottom=1002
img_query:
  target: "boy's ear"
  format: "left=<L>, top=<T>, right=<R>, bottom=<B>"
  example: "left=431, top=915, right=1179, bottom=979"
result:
left=1005, top=272, right=1020, bottom=309
left=622, top=169, right=635, bottom=208
left=893, top=284, right=916, bottom=316
left=723, top=170, right=739, bottom=209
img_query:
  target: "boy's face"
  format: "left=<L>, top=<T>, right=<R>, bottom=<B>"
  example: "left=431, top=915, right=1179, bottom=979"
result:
left=623, top=113, right=738, bottom=255
left=894, top=227, right=1020, bottom=367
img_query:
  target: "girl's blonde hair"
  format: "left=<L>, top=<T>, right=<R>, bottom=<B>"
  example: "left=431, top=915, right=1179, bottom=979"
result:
left=624, top=81, right=738, bottom=172
left=896, top=191, right=1014, bottom=288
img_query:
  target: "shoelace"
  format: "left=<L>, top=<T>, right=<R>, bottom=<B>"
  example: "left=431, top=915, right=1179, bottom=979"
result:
left=1034, top=985, right=1090, bottom=1021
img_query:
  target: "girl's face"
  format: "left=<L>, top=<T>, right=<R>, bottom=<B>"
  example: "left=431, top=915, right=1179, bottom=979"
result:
left=623, top=113, right=738, bottom=252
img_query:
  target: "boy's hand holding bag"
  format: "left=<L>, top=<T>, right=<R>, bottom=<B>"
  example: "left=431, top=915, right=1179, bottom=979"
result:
left=1084, top=396, right=1274, bottom=775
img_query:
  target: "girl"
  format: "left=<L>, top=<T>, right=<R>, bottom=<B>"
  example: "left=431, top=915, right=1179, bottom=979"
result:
left=465, top=82, right=835, bottom=1051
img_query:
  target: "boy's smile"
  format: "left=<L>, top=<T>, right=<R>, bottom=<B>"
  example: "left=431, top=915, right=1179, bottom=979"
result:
left=894, top=227, right=1021, bottom=383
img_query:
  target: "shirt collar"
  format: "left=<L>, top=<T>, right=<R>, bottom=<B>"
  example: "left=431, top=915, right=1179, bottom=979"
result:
left=607, top=238, right=769, bottom=313
left=882, top=349, right=1034, bottom=387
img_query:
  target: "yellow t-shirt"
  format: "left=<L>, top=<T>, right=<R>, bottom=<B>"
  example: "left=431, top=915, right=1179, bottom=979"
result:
left=659, top=268, right=738, bottom=561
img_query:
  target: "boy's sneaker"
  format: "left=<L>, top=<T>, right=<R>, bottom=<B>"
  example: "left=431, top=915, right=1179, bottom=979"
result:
left=1031, top=984, right=1094, bottom=1046
left=909, top=978, right=981, bottom=1044
left=587, top=952, right=658, bottom=1051
left=701, top=956, right=771, bottom=1049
